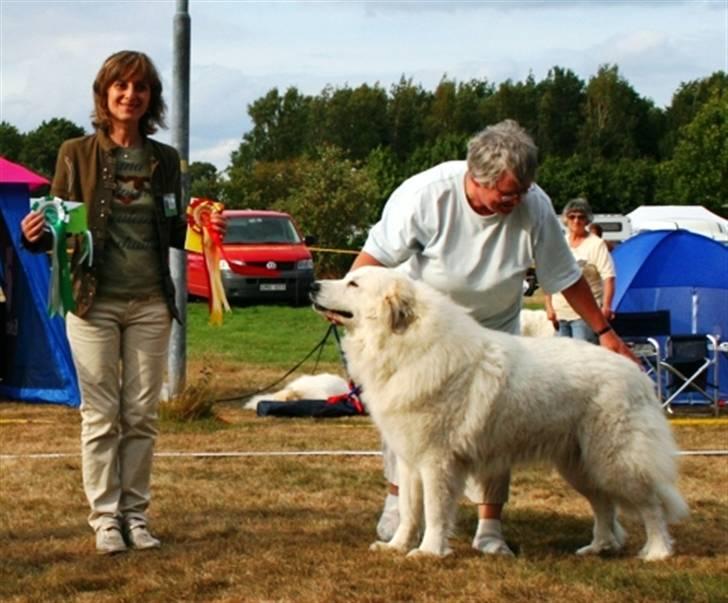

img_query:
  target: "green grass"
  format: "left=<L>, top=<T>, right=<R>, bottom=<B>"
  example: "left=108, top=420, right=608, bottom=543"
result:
left=186, top=301, right=341, bottom=366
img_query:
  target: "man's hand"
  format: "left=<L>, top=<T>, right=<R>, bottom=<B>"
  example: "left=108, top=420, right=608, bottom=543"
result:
left=600, top=330, right=639, bottom=364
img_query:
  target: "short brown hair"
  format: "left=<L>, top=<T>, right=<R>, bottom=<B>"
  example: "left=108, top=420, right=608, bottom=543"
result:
left=91, top=50, right=167, bottom=136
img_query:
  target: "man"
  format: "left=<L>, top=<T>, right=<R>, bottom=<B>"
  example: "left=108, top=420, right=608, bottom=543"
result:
left=348, top=119, right=635, bottom=556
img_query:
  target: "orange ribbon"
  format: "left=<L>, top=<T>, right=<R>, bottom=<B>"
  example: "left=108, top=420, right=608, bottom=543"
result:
left=187, top=198, right=230, bottom=325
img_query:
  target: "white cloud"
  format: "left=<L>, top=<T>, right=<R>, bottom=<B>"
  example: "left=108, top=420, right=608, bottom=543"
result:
left=1, top=0, right=724, bottom=171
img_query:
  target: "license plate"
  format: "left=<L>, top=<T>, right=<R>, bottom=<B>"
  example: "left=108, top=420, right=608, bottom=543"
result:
left=260, top=283, right=286, bottom=292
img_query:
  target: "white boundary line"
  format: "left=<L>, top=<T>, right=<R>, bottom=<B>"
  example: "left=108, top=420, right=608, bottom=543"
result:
left=1, top=450, right=727, bottom=460
left=0, top=450, right=384, bottom=460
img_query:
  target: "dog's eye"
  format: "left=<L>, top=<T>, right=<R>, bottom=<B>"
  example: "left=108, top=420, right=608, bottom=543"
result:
left=347, top=281, right=359, bottom=288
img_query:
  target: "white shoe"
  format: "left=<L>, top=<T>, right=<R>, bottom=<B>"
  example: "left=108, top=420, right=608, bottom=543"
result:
left=125, top=523, right=161, bottom=550
left=376, top=493, right=400, bottom=542
left=472, top=519, right=515, bottom=557
left=96, top=525, right=127, bottom=555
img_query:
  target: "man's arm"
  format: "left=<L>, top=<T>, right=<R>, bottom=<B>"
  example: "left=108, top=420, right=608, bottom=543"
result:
left=561, top=276, right=637, bottom=363
left=350, top=251, right=385, bottom=272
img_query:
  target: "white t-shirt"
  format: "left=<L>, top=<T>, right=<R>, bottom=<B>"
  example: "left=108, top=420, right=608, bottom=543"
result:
left=362, top=161, right=581, bottom=333
left=551, top=233, right=615, bottom=321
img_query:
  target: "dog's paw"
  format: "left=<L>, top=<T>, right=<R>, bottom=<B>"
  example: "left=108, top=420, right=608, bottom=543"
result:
left=406, top=546, right=452, bottom=559
left=637, top=541, right=672, bottom=562
left=369, top=540, right=406, bottom=553
left=576, top=540, right=621, bottom=556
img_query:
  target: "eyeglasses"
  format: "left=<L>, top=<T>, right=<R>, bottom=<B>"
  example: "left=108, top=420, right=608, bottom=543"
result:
left=494, top=182, right=531, bottom=202
left=566, top=214, right=588, bottom=221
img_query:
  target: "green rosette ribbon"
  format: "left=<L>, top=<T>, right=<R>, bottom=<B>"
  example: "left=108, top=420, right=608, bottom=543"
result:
left=31, top=196, right=92, bottom=317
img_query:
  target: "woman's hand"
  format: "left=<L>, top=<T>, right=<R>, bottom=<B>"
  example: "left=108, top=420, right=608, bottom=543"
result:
left=21, top=211, right=46, bottom=243
left=209, top=212, right=227, bottom=237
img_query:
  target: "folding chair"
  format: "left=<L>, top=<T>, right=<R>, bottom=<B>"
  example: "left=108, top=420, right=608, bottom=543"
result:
left=660, top=334, right=721, bottom=416
left=611, top=310, right=671, bottom=405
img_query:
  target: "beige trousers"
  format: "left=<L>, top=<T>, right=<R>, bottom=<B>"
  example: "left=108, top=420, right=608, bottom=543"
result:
left=66, top=296, right=171, bottom=531
left=382, top=439, right=510, bottom=504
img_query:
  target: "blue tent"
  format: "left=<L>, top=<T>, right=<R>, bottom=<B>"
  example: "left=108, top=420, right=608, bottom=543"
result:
left=0, top=160, right=80, bottom=406
left=612, top=229, right=728, bottom=401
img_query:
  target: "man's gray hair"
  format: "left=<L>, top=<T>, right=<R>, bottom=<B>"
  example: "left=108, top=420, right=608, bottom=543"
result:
left=562, top=197, right=594, bottom=224
left=467, top=119, right=538, bottom=187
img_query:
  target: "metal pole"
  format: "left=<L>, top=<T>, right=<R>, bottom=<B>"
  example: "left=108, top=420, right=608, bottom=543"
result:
left=168, top=0, right=191, bottom=397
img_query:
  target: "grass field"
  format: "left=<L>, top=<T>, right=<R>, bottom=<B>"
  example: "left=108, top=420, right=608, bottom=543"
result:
left=1, top=301, right=727, bottom=602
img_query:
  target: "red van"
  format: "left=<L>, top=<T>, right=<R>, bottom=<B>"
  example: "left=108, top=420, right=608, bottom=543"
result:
left=187, top=209, right=316, bottom=305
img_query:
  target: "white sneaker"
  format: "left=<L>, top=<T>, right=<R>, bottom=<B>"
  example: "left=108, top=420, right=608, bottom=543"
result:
left=125, top=523, right=161, bottom=550
left=96, top=525, right=127, bottom=555
left=376, top=493, right=400, bottom=541
left=472, top=519, right=515, bottom=557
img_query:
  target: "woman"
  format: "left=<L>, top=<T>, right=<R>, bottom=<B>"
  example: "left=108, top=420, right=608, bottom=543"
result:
left=21, top=51, right=225, bottom=554
left=545, top=198, right=615, bottom=343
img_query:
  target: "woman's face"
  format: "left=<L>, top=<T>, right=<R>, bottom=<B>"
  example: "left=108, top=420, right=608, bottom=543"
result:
left=565, top=211, right=589, bottom=234
left=106, top=70, right=151, bottom=130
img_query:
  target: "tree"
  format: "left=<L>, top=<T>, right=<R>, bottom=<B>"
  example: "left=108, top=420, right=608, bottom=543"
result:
left=364, top=145, right=403, bottom=219
left=579, top=64, right=659, bottom=160
left=0, top=121, right=24, bottom=161
left=403, top=132, right=468, bottom=178
left=453, top=78, right=497, bottom=135
left=489, top=74, right=540, bottom=136
left=655, top=94, right=727, bottom=212
left=387, top=77, right=432, bottom=160
left=20, top=118, right=85, bottom=177
left=223, top=158, right=304, bottom=210
left=661, top=71, right=727, bottom=158
left=189, top=161, right=223, bottom=200
left=425, top=77, right=458, bottom=141
left=536, top=67, right=585, bottom=157
left=233, top=86, right=312, bottom=164
left=273, top=145, right=380, bottom=277
left=317, top=84, right=389, bottom=160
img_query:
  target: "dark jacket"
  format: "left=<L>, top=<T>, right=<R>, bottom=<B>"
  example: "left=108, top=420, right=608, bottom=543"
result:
left=22, top=130, right=186, bottom=322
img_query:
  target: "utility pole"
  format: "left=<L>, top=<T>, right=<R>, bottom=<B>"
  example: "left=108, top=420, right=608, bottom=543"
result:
left=168, top=0, right=191, bottom=397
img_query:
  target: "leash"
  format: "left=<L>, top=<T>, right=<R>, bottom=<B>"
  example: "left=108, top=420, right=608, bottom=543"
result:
left=214, top=323, right=339, bottom=404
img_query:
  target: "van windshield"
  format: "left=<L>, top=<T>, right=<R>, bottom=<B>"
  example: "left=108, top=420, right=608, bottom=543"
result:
left=224, top=216, right=302, bottom=244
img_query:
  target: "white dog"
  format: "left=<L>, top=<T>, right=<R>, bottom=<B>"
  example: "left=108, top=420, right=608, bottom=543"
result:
left=244, top=373, right=349, bottom=410
left=520, top=308, right=556, bottom=337
left=310, top=266, right=687, bottom=561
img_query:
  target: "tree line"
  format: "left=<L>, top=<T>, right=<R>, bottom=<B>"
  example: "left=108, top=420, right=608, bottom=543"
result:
left=2, top=64, right=725, bottom=275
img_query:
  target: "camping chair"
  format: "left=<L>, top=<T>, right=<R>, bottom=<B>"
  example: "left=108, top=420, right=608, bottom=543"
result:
left=611, top=310, right=671, bottom=405
left=659, top=334, right=721, bottom=416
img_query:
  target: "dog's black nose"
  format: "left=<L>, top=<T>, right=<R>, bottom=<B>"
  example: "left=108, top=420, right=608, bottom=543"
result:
left=309, top=281, right=321, bottom=294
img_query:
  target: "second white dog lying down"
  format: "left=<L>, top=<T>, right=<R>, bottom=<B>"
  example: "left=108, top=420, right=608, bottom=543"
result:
left=520, top=308, right=556, bottom=337
left=310, top=266, right=688, bottom=561
left=244, top=373, right=349, bottom=410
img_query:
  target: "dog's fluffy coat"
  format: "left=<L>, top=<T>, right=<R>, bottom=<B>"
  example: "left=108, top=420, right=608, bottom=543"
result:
left=311, top=266, right=687, bottom=560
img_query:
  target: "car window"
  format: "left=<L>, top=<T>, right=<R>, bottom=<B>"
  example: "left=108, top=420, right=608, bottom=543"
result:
left=224, top=217, right=302, bottom=244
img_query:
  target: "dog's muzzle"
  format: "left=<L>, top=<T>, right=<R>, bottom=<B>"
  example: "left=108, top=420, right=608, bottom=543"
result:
left=309, top=281, right=353, bottom=319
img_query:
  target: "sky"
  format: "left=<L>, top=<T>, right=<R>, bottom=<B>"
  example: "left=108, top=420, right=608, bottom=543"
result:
left=1, top=0, right=726, bottom=172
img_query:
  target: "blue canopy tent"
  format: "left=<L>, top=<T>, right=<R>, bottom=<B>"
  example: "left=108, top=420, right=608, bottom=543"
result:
left=0, top=158, right=80, bottom=406
left=612, top=229, right=728, bottom=402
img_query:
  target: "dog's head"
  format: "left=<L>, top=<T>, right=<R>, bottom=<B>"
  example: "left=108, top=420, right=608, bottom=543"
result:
left=310, top=266, right=418, bottom=334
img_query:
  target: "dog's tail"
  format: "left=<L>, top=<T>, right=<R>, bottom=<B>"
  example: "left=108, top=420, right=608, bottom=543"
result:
left=657, top=482, right=690, bottom=524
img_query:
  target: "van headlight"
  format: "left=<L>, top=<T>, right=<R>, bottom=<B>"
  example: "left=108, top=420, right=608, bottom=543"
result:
left=296, top=259, right=314, bottom=270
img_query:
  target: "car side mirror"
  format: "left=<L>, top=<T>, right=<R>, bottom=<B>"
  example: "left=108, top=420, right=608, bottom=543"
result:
left=304, top=235, right=318, bottom=246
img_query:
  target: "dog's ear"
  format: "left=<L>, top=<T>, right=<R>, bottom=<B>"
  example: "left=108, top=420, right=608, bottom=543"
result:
left=384, top=281, right=417, bottom=334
